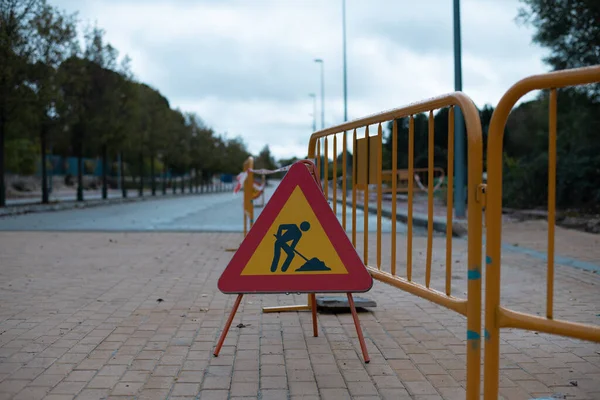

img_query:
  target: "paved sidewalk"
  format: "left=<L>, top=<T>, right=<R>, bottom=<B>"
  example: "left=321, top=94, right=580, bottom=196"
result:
left=1, top=186, right=233, bottom=219
left=500, top=219, right=600, bottom=267
left=0, top=232, right=598, bottom=400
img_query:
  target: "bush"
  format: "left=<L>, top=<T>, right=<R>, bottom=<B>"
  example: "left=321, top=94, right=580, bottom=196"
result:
left=502, top=153, right=548, bottom=209
left=5, top=139, right=38, bottom=175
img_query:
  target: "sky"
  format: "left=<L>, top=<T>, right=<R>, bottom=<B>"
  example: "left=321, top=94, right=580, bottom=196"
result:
left=52, top=0, right=550, bottom=160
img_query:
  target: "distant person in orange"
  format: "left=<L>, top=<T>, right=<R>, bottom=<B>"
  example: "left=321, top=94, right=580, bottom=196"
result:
left=270, top=221, right=310, bottom=272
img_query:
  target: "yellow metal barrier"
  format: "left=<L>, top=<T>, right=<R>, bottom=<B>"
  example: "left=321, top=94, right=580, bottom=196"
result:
left=266, top=93, right=483, bottom=398
left=380, top=167, right=445, bottom=194
left=242, top=157, right=254, bottom=237
left=484, top=65, right=600, bottom=400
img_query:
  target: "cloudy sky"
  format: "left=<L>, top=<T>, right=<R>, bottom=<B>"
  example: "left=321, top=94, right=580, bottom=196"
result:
left=52, top=0, right=549, bottom=160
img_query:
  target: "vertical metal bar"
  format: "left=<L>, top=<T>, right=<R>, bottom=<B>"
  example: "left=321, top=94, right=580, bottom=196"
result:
left=407, top=116, right=414, bottom=281
left=465, top=106, right=483, bottom=400
left=391, top=119, right=398, bottom=276
left=363, top=126, right=370, bottom=265
left=485, top=110, right=503, bottom=400
left=446, top=107, right=455, bottom=296
left=352, top=129, right=357, bottom=247
left=377, top=123, right=383, bottom=270
left=333, top=135, right=338, bottom=215
left=426, top=111, right=434, bottom=288
left=316, top=138, right=321, bottom=183
left=482, top=103, right=502, bottom=400
left=324, top=138, right=329, bottom=201
left=548, top=88, right=557, bottom=320
left=342, top=131, right=347, bottom=231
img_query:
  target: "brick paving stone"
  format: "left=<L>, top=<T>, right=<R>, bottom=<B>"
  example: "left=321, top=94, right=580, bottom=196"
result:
left=0, top=231, right=598, bottom=400
left=198, top=389, right=229, bottom=400
left=12, top=386, right=48, bottom=400
left=74, top=389, right=110, bottom=400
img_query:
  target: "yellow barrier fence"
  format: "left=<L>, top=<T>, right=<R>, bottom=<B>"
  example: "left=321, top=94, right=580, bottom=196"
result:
left=294, top=93, right=484, bottom=398
left=484, top=65, right=600, bottom=399
left=381, top=167, right=445, bottom=194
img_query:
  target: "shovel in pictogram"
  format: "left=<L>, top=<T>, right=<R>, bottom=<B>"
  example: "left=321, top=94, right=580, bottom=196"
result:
left=291, top=247, right=331, bottom=272
left=272, top=233, right=331, bottom=272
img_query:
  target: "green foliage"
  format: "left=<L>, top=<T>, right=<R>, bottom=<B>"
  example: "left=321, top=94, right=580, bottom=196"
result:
left=499, top=1, right=600, bottom=212
left=382, top=108, right=470, bottom=186
left=517, top=0, right=600, bottom=73
left=278, top=156, right=300, bottom=167
left=5, top=138, right=38, bottom=175
left=0, top=0, right=250, bottom=203
left=502, top=89, right=600, bottom=211
left=254, top=145, right=277, bottom=176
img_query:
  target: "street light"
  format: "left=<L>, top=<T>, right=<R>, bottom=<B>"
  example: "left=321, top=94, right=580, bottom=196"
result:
left=342, top=0, right=348, bottom=122
left=309, top=93, right=317, bottom=132
left=453, top=0, right=466, bottom=218
left=314, top=58, right=325, bottom=129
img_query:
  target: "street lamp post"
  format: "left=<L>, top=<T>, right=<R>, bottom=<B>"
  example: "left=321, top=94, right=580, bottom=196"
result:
left=342, top=0, right=348, bottom=122
left=453, top=0, right=466, bottom=218
left=314, top=58, right=325, bottom=129
left=309, top=93, right=317, bottom=132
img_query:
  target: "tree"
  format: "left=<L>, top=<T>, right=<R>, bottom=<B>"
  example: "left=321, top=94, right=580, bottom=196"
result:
left=254, top=144, right=277, bottom=176
left=29, top=2, right=77, bottom=203
left=56, top=54, right=87, bottom=200
left=111, top=57, right=138, bottom=198
left=221, top=136, right=250, bottom=175
left=278, top=156, right=300, bottom=168
left=499, top=0, right=600, bottom=211
left=383, top=112, right=449, bottom=173
left=1, top=1, right=246, bottom=206
left=0, top=0, right=47, bottom=206
left=82, top=26, right=120, bottom=199
left=517, top=0, right=600, bottom=98
left=187, top=112, right=218, bottom=191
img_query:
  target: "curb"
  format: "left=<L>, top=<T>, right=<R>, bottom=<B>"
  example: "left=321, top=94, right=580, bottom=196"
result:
left=0, top=187, right=233, bottom=218
left=331, top=197, right=467, bottom=237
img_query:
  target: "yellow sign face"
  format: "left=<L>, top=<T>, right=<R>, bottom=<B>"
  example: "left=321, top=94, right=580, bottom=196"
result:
left=241, top=186, right=348, bottom=276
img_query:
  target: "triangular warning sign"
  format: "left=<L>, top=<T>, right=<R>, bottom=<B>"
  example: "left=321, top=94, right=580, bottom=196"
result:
left=218, top=161, right=373, bottom=294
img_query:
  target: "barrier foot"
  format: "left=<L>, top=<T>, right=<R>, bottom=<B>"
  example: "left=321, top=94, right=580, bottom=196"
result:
left=262, top=293, right=313, bottom=313
left=214, top=294, right=243, bottom=357
left=310, top=293, right=318, bottom=337
left=347, top=293, right=370, bottom=363
left=262, top=304, right=312, bottom=313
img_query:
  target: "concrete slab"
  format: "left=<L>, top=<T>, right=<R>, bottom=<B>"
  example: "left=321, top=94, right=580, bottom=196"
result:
left=316, top=295, right=377, bottom=311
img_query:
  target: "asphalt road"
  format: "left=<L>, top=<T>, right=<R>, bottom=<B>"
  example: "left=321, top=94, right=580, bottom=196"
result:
left=0, top=182, right=415, bottom=234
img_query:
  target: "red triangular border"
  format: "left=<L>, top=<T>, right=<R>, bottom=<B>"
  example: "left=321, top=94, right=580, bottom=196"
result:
left=218, top=161, right=373, bottom=294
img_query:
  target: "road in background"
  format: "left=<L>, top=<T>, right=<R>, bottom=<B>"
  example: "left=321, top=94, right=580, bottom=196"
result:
left=0, top=181, right=419, bottom=234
